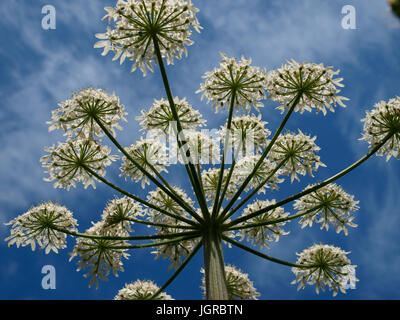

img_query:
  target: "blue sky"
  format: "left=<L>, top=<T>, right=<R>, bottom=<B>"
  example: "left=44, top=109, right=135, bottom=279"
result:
left=1, top=0, right=400, bottom=300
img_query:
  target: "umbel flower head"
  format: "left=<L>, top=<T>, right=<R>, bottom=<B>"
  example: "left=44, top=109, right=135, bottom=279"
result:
left=136, top=96, right=206, bottom=134
left=41, top=138, right=118, bottom=190
left=269, top=130, right=326, bottom=182
left=239, top=199, right=290, bottom=248
left=101, top=196, right=145, bottom=232
left=5, top=202, right=78, bottom=254
left=201, top=264, right=260, bottom=300
left=361, top=97, right=400, bottom=161
left=294, top=183, right=359, bottom=235
left=146, top=186, right=194, bottom=221
left=197, top=52, right=268, bottom=113
left=291, top=244, right=357, bottom=296
left=115, top=280, right=173, bottom=300
left=69, top=221, right=130, bottom=289
left=235, top=155, right=284, bottom=193
left=48, top=87, right=127, bottom=138
left=120, top=138, right=169, bottom=188
left=95, top=0, right=201, bottom=76
left=266, top=59, right=349, bottom=115
left=201, top=167, right=240, bottom=203
left=221, top=114, right=271, bottom=155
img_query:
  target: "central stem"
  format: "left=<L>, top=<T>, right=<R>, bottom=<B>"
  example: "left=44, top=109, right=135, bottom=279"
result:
left=203, top=228, right=229, bottom=300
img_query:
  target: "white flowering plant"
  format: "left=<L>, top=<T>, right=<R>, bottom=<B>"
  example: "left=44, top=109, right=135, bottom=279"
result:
left=5, top=0, right=400, bottom=300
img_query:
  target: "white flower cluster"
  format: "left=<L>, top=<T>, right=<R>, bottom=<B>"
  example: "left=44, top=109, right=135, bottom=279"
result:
left=137, top=96, right=206, bottom=134
left=41, top=139, right=118, bottom=190
left=197, top=53, right=268, bottom=113
left=266, top=59, right=349, bottom=115
left=146, top=186, right=194, bottom=221
left=5, top=202, right=78, bottom=254
left=291, top=244, right=357, bottom=296
left=120, top=138, right=169, bottom=188
left=201, top=264, right=259, bottom=300
left=201, top=167, right=240, bottom=203
left=295, top=184, right=359, bottom=235
left=361, top=97, right=400, bottom=161
left=146, top=187, right=197, bottom=269
left=115, top=280, right=174, bottom=300
left=221, top=114, right=271, bottom=154
left=69, top=221, right=130, bottom=288
left=101, top=196, right=145, bottom=233
left=235, top=155, right=284, bottom=193
left=239, top=200, right=290, bottom=248
left=270, top=130, right=325, bottom=182
left=48, top=88, right=127, bottom=138
left=95, top=0, right=201, bottom=76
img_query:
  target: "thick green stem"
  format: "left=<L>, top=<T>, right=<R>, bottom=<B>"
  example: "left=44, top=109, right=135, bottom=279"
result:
left=203, top=229, right=229, bottom=300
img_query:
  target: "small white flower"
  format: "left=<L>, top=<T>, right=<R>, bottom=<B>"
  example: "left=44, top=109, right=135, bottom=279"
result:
left=5, top=202, right=78, bottom=254
left=115, top=280, right=174, bottom=300
left=266, top=59, right=349, bottom=115
left=120, top=138, right=169, bottom=188
left=48, top=87, right=127, bottom=138
left=361, top=97, right=400, bottom=161
left=201, top=264, right=260, bottom=300
left=294, top=184, right=359, bottom=235
left=136, top=96, right=206, bottom=134
left=291, top=244, right=357, bottom=296
left=239, top=199, right=290, bottom=248
left=220, top=114, right=271, bottom=155
left=95, top=0, right=201, bottom=76
left=40, top=138, right=118, bottom=190
left=269, top=130, right=326, bottom=182
left=101, top=196, right=145, bottom=232
left=197, top=52, right=268, bottom=113
left=69, top=221, right=130, bottom=289
left=235, top=155, right=284, bottom=193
